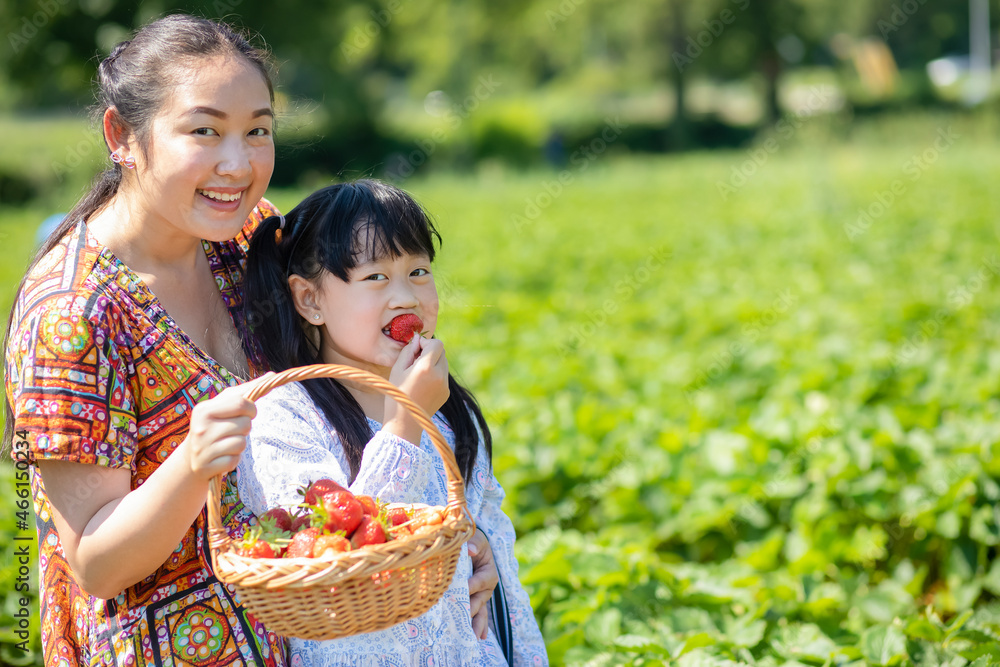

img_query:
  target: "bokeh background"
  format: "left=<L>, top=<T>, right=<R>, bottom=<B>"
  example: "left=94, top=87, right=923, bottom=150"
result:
left=4, top=1, right=1000, bottom=665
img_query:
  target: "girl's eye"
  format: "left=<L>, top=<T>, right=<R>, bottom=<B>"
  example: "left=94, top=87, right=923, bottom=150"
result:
left=411, top=268, right=430, bottom=277
left=364, top=273, right=388, bottom=281
left=194, top=127, right=218, bottom=136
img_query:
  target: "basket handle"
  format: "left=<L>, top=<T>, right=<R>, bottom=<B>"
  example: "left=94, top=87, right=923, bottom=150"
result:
left=206, top=364, right=469, bottom=562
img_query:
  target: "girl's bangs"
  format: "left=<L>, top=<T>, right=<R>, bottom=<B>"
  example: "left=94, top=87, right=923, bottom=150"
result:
left=315, top=182, right=439, bottom=278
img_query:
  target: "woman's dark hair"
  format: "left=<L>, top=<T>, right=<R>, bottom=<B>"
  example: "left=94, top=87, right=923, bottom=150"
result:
left=241, top=179, right=493, bottom=484
left=3, top=14, right=274, bottom=449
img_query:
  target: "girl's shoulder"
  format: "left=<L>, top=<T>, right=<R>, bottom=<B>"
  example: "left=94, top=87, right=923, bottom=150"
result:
left=252, top=380, right=312, bottom=414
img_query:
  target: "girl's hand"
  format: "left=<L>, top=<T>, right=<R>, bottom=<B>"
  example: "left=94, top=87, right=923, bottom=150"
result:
left=181, top=374, right=272, bottom=479
left=384, top=335, right=450, bottom=444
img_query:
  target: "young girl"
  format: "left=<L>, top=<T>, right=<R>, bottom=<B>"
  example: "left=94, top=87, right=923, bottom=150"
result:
left=237, top=180, right=548, bottom=666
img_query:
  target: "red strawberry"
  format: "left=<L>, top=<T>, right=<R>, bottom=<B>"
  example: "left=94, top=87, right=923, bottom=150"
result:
left=313, top=534, right=351, bottom=557
left=242, top=541, right=280, bottom=558
left=238, top=524, right=285, bottom=558
left=286, top=527, right=320, bottom=558
left=351, top=515, right=387, bottom=549
left=260, top=508, right=294, bottom=533
left=290, top=513, right=313, bottom=533
left=387, top=314, right=424, bottom=343
left=385, top=507, right=410, bottom=528
left=302, top=478, right=347, bottom=506
left=320, top=490, right=364, bottom=535
left=356, top=495, right=379, bottom=517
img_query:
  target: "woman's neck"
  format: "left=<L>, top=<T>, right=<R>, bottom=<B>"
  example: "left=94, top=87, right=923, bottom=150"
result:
left=87, top=194, right=202, bottom=273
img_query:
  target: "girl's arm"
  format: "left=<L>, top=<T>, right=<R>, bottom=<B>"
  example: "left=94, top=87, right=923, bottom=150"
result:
left=36, top=382, right=259, bottom=600
left=238, top=383, right=440, bottom=516
left=241, top=336, right=451, bottom=514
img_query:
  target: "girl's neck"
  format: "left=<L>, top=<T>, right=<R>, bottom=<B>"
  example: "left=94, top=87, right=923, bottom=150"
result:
left=346, top=384, right=385, bottom=423
left=318, top=341, right=393, bottom=424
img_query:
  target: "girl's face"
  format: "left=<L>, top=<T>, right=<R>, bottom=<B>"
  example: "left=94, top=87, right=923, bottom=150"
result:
left=125, top=54, right=274, bottom=242
left=297, top=251, right=439, bottom=377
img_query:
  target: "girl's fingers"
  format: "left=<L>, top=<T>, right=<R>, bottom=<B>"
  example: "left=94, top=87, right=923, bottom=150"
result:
left=416, top=338, right=445, bottom=365
left=392, top=336, right=421, bottom=372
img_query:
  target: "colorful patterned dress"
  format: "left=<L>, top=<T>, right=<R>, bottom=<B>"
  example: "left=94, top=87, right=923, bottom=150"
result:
left=4, top=201, right=288, bottom=667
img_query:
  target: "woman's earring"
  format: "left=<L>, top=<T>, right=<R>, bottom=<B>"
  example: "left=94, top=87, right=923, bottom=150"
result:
left=111, top=149, right=136, bottom=170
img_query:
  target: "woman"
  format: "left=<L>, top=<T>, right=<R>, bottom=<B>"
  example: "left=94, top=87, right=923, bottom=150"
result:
left=4, top=14, right=498, bottom=666
left=3, top=15, right=285, bottom=666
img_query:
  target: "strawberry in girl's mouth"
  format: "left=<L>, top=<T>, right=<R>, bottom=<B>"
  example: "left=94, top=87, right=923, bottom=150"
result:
left=385, top=314, right=424, bottom=343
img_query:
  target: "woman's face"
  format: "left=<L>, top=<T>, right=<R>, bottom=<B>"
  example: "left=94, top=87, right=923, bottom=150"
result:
left=126, top=54, right=274, bottom=243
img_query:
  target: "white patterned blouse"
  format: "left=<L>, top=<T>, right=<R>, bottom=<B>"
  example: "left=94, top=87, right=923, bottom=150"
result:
left=236, top=381, right=550, bottom=667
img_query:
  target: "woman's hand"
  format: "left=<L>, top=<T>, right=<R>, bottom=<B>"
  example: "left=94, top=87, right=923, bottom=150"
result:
left=384, top=335, right=450, bottom=444
left=468, top=528, right=499, bottom=640
left=181, top=374, right=271, bottom=479
left=37, top=373, right=274, bottom=599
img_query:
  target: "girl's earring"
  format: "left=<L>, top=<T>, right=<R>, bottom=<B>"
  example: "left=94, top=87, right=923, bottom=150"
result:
left=312, top=314, right=321, bottom=321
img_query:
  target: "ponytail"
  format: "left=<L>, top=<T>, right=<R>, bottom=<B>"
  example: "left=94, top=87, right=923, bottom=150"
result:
left=242, top=214, right=373, bottom=481
left=2, top=156, right=128, bottom=452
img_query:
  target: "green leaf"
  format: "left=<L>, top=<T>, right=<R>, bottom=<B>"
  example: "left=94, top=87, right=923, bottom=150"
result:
left=959, top=643, right=1000, bottom=663
left=772, top=623, right=838, bottom=662
left=936, top=511, right=962, bottom=540
left=861, top=625, right=908, bottom=666
left=970, top=505, right=1000, bottom=546
left=614, top=634, right=672, bottom=656
left=674, top=632, right=716, bottom=658
left=583, top=607, right=622, bottom=646
left=945, top=610, right=975, bottom=636
left=573, top=551, right=623, bottom=586
left=904, top=617, right=943, bottom=642
left=725, top=619, right=767, bottom=649
left=521, top=545, right=571, bottom=585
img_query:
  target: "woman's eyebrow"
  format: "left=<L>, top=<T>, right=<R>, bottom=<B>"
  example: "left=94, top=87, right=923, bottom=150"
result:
left=185, top=106, right=274, bottom=119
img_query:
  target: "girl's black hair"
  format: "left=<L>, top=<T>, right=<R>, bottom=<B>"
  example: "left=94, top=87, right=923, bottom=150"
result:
left=241, top=179, right=492, bottom=484
left=3, top=14, right=274, bottom=450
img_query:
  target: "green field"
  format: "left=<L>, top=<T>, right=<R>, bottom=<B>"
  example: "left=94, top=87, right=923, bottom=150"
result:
left=4, top=110, right=1000, bottom=665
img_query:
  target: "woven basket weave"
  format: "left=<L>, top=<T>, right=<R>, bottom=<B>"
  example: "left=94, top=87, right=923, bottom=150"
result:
left=206, top=364, right=475, bottom=640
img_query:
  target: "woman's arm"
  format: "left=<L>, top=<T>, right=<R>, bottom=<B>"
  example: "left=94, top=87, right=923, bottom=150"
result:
left=38, top=381, right=259, bottom=600
left=468, top=528, right=500, bottom=639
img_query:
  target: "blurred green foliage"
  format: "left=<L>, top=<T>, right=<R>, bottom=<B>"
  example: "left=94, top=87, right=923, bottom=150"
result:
left=0, top=0, right=993, bottom=185
left=5, top=109, right=1000, bottom=664
left=411, top=112, right=1000, bottom=664
left=2, top=0, right=1000, bottom=658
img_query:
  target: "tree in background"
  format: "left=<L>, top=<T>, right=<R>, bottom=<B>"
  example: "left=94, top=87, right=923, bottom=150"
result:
left=0, top=0, right=994, bottom=179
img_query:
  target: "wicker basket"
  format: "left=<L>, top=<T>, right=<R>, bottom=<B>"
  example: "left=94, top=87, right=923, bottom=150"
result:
left=206, top=364, right=476, bottom=640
